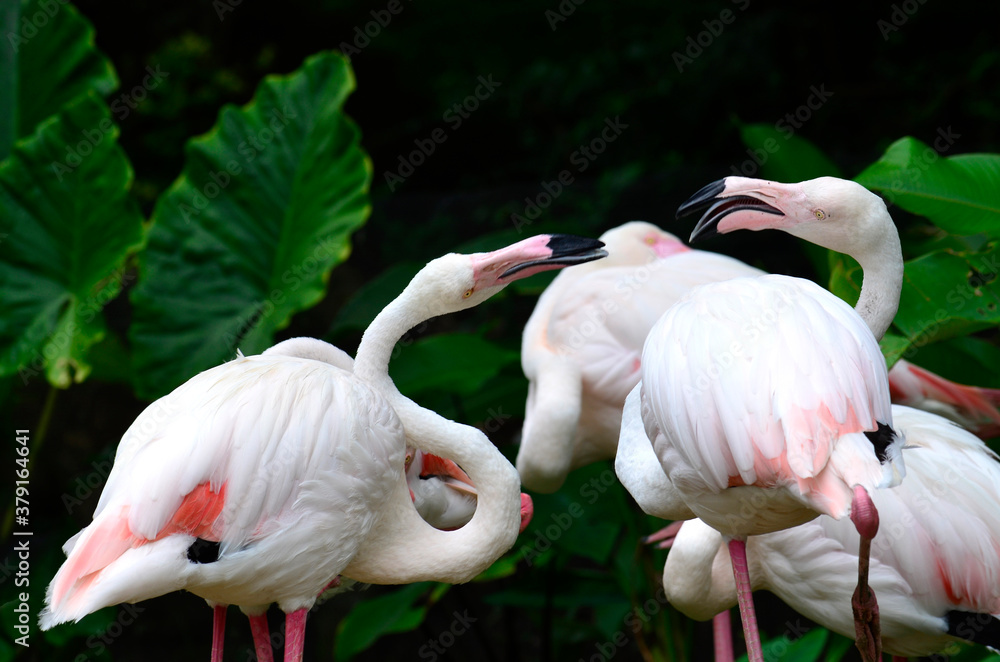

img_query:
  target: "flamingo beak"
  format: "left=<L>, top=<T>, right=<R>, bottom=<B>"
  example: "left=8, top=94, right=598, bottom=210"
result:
left=472, top=234, right=607, bottom=285
left=419, top=454, right=478, bottom=497
left=519, top=493, right=533, bottom=533
left=676, top=178, right=786, bottom=242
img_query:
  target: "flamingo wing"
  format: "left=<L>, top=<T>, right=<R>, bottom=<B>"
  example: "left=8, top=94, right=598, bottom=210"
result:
left=643, top=275, right=901, bottom=519
left=44, top=354, right=404, bottom=626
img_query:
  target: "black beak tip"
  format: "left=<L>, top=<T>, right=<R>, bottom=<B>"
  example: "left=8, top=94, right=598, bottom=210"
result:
left=675, top=179, right=727, bottom=220
left=688, top=218, right=720, bottom=244
left=546, top=234, right=606, bottom=256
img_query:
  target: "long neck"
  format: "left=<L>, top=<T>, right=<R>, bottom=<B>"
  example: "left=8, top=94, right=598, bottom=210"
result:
left=851, top=222, right=903, bottom=341
left=346, top=287, right=522, bottom=583
left=343, top=399, right=521, bottom=583
left=661, top=519, right=742, bottom=620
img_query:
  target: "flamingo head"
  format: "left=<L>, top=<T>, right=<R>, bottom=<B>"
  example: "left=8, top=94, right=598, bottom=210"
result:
left=409, top=234, right=607, bottom=317
left=598, top=221, right=688, bottom=263
left=407, top=449, right=477, bottom=496
left=676, top=176, right=892, bottom=256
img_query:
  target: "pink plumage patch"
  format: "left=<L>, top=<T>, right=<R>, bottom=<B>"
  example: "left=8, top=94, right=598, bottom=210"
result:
left=51, top=482, right=227, bottom=609
left=154, top=482, right=227, bottom=541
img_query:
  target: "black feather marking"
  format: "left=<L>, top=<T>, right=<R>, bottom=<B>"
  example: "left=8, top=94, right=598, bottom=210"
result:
left=187, top=538, right=221, bottom=564
left=864, top=421, right=895, bottom=464
left=946, top=610, right=1000, bottom=651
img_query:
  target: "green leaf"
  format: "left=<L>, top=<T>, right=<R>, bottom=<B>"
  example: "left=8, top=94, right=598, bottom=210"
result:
left=878, top=332, right=910, bottom=368
left=891, top=247, right=1000, bottom=346
left=737, top=627, right=827, bottom=662
left=389, top=333, right=520, bottom=398
left=129, top=51, right=371, bottom=398
left=328, top=261, right=421, bottom=336
left=828, top=244, right=1000, bottom=362
left=738, top=123, right=842, bottom=182
left=855, top=136, right=1000, bottom=236
left=473, top=552, right=521, bottom=582
left=901, top=334, right=1000, bottom=389
left=822, top=632, right=856, bottom=662
left=1, top=0, right=118, bottom=158
left=334, top=583, right=431, bottom=661
left=0, top=92, right=143, bottom=387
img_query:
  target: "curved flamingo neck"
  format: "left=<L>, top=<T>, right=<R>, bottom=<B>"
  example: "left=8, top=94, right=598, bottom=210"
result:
left=347, top=276, right=521, bottom=583
left=663, top=521, right=743, bottom=620
left=852, top=221, right=903, bottom=342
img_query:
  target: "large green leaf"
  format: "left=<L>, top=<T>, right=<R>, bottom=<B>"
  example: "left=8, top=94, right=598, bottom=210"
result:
left=739, top=123, right=842, bottom=183
left=129, top=51, right=371, bottom=398
left=829, top=244, right=1000, bottom=362
left=333, top=583, right=433, bottom=661
left=0, top=92, right=143, bottom=387
left=0, top=0, right=118, bottom=159
left=855, top=137, right=1000, bottom=236
left=389, top=333, right=520, bottom=398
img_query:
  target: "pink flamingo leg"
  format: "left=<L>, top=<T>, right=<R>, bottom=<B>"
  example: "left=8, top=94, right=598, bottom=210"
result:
left=727, top=538, right=763, bottom=662
left=211, top=604, right=226, bottom=662
left=850, top=485, right=882, bottom=662
left=643, top=520, right=685, bottom=549
left=712, top=609, right=735, bottom=662
left=284, top=608, right=308, bottom=662
left=248, top=612, right=274, bottom=662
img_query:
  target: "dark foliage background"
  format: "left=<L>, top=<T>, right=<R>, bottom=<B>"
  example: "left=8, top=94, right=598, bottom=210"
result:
left=3, top=1, right=1000, bottom=661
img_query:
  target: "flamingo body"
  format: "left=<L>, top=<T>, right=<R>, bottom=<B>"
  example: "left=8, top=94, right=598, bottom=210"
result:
left=41, top=233, right=607, bottom=660
left=42, top=354, right=403, bottom=626
left=638, top=274, right=904, bottom=536
left=663, top=405, right=1000, bottom=657
left=518, top=222, right=762, bottom=492
left=522, top=219, right=1000, bottom=495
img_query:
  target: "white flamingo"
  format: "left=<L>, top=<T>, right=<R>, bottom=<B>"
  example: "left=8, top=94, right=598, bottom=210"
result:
left=618, top=177, right=909, bottom=662
left=519, top=221, right=1000, bottom=494
left=661, top=405, right=1000, bottom=660
left=40, top=234, right=606, bottom=662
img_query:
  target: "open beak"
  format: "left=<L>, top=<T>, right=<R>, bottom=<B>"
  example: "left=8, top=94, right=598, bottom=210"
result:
left=676, top=178, right=785, bottom=243
left=472, top=234, right=607, bottom=284
left=419, top=453, right=478, bottom=497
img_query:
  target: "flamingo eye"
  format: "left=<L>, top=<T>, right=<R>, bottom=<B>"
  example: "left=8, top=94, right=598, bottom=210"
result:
left=463, top=289, right=474, bottom=298
left=644, top=236, right=656, bottom=245
left=814, top=209, right=826, bottom=220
